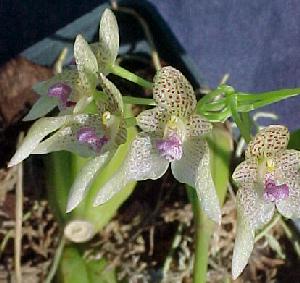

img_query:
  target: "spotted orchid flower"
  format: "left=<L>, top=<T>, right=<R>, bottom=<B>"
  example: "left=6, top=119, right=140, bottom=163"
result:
left=24, top=33, right=99, bottom=121
left=9, top=74, right=127, bottom=211
left=232, top=125, right=300, bottom=279
left=24, top=9, right=119, bottom=121
left=93, top=66, right=221, bottom=223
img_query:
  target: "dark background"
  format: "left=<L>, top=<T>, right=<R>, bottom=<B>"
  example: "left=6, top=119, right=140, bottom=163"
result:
left=1, top=0, right=300, bottom=129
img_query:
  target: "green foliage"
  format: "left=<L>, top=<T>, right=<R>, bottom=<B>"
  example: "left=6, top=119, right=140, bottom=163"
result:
left=288, top=128, right=300, bottom=150
left=197, top=84, right=300, bottom=123
left=58, top=246, right=116, bottom=283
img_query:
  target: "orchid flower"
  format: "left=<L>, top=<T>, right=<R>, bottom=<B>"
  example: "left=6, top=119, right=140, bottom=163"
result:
left=232, top=125, right=300, bottom=279
left=93, top=66, right=221, bottom=223
left=24, top=34, right=99, bottom=120
left=24, top=9, right=119, bottom=121
left=9, top=74, right=127, bottom=211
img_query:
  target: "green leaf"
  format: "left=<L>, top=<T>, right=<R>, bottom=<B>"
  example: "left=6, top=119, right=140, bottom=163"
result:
left=58, top=246, right=89, bottom=283
left=86, top=258, right=117, bottom=283
left=58, top=246, right=117, bottom=283
left=288, top=128, right=300, bottom=150
left=46, top=151, right=73, bottom=224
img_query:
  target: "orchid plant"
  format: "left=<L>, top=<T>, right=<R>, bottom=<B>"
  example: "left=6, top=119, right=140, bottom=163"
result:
left=232, top=125, right=300, bottom=279
left=8, top=7, right=300, bottom=283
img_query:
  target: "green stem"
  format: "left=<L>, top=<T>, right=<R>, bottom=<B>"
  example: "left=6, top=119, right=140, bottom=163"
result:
left=200, top=108, right=231, bottom=122
left=200, top=98, right=227, bottom=112
left=238, top=94, right=297, bottom=112
left=228, top=93, right=251, bottom=143
left=122, top=96, right=156, bottom=106
left=196, top=86, right=225, bottom=111
left=187, top=187, right=214, bottom=283
left=125, top=116, right=137, bottom=127
left=237, top=88, right=300, bottom=102
left=109, top=64, right=153, bottom=89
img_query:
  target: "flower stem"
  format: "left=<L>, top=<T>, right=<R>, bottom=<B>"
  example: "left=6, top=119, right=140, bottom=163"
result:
left=109, top=64, right=153, bottom=89
left=228, top=93, right=252, bottom=143
left=187, top=126, right=232, bottom=283
left=196, top=86, right=225, bottom=111
left=125, top=116, right=137, bottom=127
left=187, top=187, right=214, bottom=283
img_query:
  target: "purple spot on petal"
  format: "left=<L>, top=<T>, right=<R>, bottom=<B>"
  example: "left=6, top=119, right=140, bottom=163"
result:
left=77, top=127, right=108, bottom=152
left=48, top=83, right=72, bottom=108
left=156, top=134, right=182, bottom=162
left=264, top=173, right=289, bottom=202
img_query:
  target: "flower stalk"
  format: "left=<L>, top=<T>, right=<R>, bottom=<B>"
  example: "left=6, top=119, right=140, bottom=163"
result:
left=188, top=126, right=232, bottom=283
left=109, top=64, right=153, bottom=89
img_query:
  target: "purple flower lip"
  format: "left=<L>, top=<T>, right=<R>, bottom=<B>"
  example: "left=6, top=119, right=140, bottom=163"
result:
left=156, top=134, right=182, bottom=162
left=77, top=127, right=108, bottom=152
left=264, top=173, right=289, bottom=202
left=48, top=83, right=72, bottom=108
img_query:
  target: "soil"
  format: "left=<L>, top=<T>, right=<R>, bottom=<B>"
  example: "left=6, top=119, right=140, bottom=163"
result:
left=0, top=55, right=300, bottom=283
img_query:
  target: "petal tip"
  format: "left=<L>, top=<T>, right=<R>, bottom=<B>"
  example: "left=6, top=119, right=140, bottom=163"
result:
left=8, top=154, right=21, bottom=168
left=93, top=196, right=104, bottom=207
left=7, top=160, right=15, bottom=168
left=22, top=112, right=34, bottom=121
left=65, top=199, right=77, bottom=213
left=211, top=208, right=222, bottom=225
left=231, top=259, right=245, bottom=280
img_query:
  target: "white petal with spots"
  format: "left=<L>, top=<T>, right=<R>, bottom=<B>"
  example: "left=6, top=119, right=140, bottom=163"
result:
left=171, top=137, right=221, bottom=223
left=93, top=134, right=169, bottom=206
left=246, top=125, right=289, bottom=158
left=8, top=116, right=71, bottom=166
left=186, top=114, right=212, bottom=137
left=33, top=114, right=106, bottom=157
left=236, top=185, right=275, bottom=231
left=136, top=107, right=169, bottom=134
left=232, top=158, right=258, bottom=187
left=96, top=9, right=119, bottom=73
left=232, top=211, right=255, bottom=279
left=98, top=73, right=123, bottom=114
left=74, top=34, right=98, bottom=91
left=66, top=151, right=112, bottom=212
left=23, top=95, right=58, bottom=121
left=153, top=66, right=196, bottom=118
left=276, top=182, right=300, bottom=218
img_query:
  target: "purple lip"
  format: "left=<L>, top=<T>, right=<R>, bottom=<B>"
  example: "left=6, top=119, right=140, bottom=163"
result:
left=264, top=173, right=289, bottom=202
left=48, top=83, right=74, bottom=109
left=156, top=134, right=182, bottom=162
left=77, top=127, right=108, bottom=152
